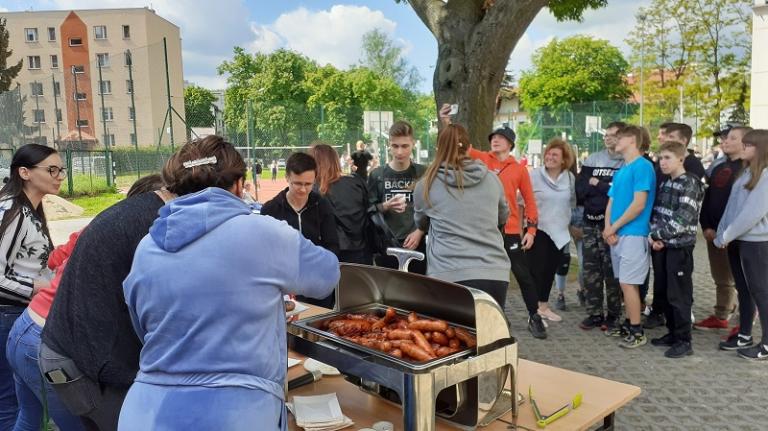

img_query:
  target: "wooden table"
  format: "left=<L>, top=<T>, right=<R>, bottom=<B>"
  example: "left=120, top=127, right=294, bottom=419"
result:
left=286, top=307, right=640, bottom=430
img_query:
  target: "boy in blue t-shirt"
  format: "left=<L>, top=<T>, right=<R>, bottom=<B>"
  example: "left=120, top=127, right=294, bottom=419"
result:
left=603, top=125, right=656, bottom=349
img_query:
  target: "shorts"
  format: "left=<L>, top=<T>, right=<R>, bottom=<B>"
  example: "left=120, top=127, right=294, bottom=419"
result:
left=610, top=235, right=650, bottom=285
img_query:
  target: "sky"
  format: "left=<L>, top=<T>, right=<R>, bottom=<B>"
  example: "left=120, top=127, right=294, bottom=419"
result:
left=0, top=0, right=651, bottom=93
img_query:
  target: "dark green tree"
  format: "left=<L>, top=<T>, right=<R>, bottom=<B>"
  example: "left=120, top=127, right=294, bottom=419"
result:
left=183, top=85, right=216, bottom=128
left=360, top=29, right=422, bottom=91
left=0, top=17, right=23, bottom=92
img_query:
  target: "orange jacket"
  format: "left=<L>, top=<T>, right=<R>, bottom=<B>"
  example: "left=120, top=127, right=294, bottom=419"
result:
left=468, top=148, right=538, bottom=236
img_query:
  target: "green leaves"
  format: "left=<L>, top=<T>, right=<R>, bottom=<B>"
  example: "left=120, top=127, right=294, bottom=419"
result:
left=183, top=85, right=217, bottom=128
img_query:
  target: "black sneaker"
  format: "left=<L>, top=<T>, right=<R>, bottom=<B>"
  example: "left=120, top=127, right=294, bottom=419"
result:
left=651, top=333, right=676, bottom=347
left=528, top=314, right=547, bottom=340
left=643, top=312, right=666, bottom=329
left=579, top=315, right=603, bottom=330
left=737, top=344, right=768, bottom=361
left=664, top=341, right=693, bottom=358
left=555, top=294, right=566, bottom=311
left=577, top=290, right=586, bottom=307
left=719, top=333, right=754, bottom=351
left=601, top=315, right=619, bottom=332
left=605, top=319, right=629, bottom=337
left=618, top=332, right=647, bottom=349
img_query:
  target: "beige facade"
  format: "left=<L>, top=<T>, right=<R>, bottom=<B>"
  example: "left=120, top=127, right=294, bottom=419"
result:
left=3, top=7, right=185, bottom=147
left=752, top=1, right=768, bottom=128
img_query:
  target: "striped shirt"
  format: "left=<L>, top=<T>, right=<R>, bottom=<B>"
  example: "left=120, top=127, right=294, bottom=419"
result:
left=650, top=173, right=704, bottom=248
left=0, top=199, right=53, bottom=304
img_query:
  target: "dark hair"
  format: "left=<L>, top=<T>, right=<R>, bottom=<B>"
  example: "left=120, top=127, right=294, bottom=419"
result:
left=658, top=122, right=676, bottom=132
left=616, top=125, right=644, bottom=149
left=639, top=126, right=652, bottom=152
left=729, top=126, right=753, bottom=139
left=162, top=135, right=246, bottom=196
left=0, top=144, right=58, bottom=245
left=351, top=150, right=371, bottom=179
left=659, top=141, right=687, bottom=158
left=389, top=121, right=414, bottom=139
left=309, top=143, right=341, bottom=195
left=127, top=174, right=164, bottom=198
left=285, top=152, right=316, bottom=176
left=665, top=123, right=693, bottom=144
left=606, top=121, right=627, bottom=130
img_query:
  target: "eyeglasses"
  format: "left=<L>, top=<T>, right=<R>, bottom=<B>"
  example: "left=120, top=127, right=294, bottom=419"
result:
left=33, top=165, right=67, bottom=178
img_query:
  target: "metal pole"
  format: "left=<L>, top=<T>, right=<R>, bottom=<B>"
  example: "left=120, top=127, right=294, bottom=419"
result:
left=34, top=81, right=41, bottom=139
left=97, top=61, right=112, bottom=187
left=72, top=66, right=84, bottom=148
left=163, top=37, right=175, bottom=150
left=52, top=76, right=61, bottom=148
left=127, top=50, right=140, bottom=178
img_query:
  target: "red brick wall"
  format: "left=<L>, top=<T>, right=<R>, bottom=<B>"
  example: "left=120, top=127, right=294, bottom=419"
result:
left=60, top=12, right=95, bottom=141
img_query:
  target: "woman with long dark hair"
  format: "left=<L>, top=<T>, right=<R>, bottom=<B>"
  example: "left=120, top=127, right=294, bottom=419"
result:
left=715, top=129, right=768, bottom=360
left=413, top=124, right=511, bottom=308
left=0, top=144, right=64, bottom=429
left=310, top=143, right=372, bottom=265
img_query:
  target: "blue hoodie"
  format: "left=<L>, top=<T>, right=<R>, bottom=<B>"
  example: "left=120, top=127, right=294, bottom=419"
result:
left=122, top=188, right=339, bottom=421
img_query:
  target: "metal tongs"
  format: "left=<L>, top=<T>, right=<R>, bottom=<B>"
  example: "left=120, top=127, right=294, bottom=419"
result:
left=386, top=247, right=425, bottom=273
left=528, top=385, right=582, bottom=428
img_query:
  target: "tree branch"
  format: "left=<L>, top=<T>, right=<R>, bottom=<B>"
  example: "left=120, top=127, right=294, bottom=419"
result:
left=408, top=0, right=446, bottom=39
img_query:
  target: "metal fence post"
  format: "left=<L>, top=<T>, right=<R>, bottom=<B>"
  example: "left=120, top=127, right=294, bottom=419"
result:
left=65, top=147, right=73, bottom=195
left=97, top=62, right=113, bottom=187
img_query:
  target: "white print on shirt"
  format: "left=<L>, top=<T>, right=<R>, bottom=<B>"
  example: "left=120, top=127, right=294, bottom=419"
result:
left=591, top=168, right=617, bottom=177
left=384, top=179, right=416, bottom=203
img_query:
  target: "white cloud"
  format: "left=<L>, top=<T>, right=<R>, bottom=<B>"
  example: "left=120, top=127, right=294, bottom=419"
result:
left=249, top=5, right=399, bottom=68
left=185, top=74, right=227, bottom=90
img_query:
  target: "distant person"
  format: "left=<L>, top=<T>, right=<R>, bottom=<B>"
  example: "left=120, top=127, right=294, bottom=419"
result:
left=413, top=124, right=510, bottom=307
left=271, top=160, right=278, bottom=182
left=350, top=149, right=372, bottom=180
left=367, top=121, right=427, bottom=274
left=715, top=129, right=768, bottom=360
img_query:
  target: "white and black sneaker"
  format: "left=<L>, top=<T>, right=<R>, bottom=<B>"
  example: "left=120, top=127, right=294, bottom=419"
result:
left=738, top=344, right=768, bottom=361
left=719, top=333, right=754, bottom=351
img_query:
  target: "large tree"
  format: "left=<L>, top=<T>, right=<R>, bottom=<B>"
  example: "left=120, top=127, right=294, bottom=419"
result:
left=360, top=29, right=422, bottom=91
left=183, top=85, right=216, bottom=128
left=519, top=35, right=631, bottom=111
left=0, top=17, right=23, bottom=92
left=398, top=0, right=607, bottom=149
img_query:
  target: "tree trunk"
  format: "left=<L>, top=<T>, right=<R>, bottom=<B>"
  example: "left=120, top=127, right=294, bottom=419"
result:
left=410, top=0, right=547, bottom=151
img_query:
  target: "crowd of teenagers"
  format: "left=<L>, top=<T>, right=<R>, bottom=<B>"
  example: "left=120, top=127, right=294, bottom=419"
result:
left=0, top=107, right=764, bottom=430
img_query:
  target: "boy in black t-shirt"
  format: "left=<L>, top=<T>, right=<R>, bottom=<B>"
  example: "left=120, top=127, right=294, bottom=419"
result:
left=367, top=121, right=427, bottom=273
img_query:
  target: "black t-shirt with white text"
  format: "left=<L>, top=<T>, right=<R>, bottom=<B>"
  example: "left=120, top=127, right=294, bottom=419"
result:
left=367, top=163, right=426, bottom=241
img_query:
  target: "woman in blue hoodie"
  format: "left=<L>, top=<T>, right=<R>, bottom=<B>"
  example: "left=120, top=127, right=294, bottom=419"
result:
left=119, top=136, right=340, bottom=430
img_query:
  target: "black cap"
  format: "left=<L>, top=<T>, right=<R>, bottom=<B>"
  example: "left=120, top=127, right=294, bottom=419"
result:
left=713, top=124, right=733, bottom=138
left=489, top=126, right=516, bottom=145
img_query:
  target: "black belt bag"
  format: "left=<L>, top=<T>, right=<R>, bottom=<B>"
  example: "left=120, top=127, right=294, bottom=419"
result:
left=39, top=342, right=100, bottom=416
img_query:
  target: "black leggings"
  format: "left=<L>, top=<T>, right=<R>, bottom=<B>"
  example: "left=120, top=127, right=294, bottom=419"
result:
left=456, top=279, right=509, bottom=310
left=526, top=231, right=567, bottom=303
left=504, top=234, right=539, bottom=316
left=728, top=240, right=768, bottom=345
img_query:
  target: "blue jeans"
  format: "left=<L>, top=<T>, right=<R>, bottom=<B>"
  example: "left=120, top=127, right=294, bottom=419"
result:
left=6, top=309, right=84, bottom=431
left=0, top=305, right=24, bottom=429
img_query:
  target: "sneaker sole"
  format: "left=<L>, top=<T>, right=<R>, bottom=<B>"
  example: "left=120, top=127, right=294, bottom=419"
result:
left=720, top=343, right=755, bottom=351
left=579, top=323, right=600, bottom=330
left=619, top=339, right=647, bottom=349
left=665, top=349, right=694, bottom=358
left=738, top=352, right=768, bottom=361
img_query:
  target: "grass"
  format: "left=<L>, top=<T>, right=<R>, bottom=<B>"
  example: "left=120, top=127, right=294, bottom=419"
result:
left=68, top=192, right=125, bottom=217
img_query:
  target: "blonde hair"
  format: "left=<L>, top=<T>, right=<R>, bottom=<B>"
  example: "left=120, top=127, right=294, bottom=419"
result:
left=543, top=138, right=574, bottom=171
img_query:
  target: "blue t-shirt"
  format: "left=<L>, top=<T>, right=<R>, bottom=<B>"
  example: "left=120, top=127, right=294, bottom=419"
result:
left=608, top=156, right=656, bottom=236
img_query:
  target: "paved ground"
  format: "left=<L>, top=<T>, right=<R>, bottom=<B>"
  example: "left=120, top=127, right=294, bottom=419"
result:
left=504, top=236, right=768, bottom=430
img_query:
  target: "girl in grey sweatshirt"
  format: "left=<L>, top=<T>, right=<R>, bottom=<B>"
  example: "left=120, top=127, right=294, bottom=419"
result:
left=413, top=124, right=510, bottom=308
left=714, top=129, right=768, bottom=360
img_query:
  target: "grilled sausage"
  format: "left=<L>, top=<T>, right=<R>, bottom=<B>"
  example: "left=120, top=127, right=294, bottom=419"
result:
left=328, top=319, right=372, bottom=336
left=445, top=327, right=456, bottom=338
left=400, top=342, right=435, bottom=362
left=372, top=307, right=396, bottom=330
left=431, top=331, right=449, bottom=346
left=436, top=346, right=461, bottom=357
left=410, top=329, right=435, bottom=356
left=389, top=348, right=403, bottom=359
left=454, top=327, right=477, bottom=348
left=408, top=319, right=449, bottom=333
left=386, top=329, right=413, bottom=340
left=407, top=312, right=418, bottom=323
left=448, top=338, right=460, bottom=349
left=423, top=332, right=432, bottom=341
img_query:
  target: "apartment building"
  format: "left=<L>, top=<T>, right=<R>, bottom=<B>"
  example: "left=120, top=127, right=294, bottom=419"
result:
left=3, top=7, right=185, bottom=147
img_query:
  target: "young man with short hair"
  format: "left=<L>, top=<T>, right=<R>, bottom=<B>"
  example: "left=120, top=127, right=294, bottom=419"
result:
left=648, top=141, right=705, bottom=358
left=603, top=125, right=656, bottom=348
left=663, top=123, right=706, bottom=180
left=695, top=126, right=753, bottom=330
left=367, top=121, right=427, bottom=274
left=576, top=121, right=625, bottom=332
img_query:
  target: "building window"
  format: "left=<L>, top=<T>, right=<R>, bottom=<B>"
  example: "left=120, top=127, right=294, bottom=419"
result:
left=48, top=27, right=56, bottom=41
left=50, top=55, right=59, bottom=68
left=77, top=119, right=89, bottom=128
left=129, top=107, right=135, bottom=120
left=99, top=80, right=112, bottom=95
left=124, top=52, right=132, bottom=67
left=74, top=92, right=87, bottom=101
left=122, top=25, right=130, bottom=39
left=105, top=134, right=116, bottom=146
left=33, top=109, right=45, bottom=123
left=94, top=26, right=107, bottom=40
left=126, top=80, right=134, bottom=94
left=69, top=37, right=83, bottom=46
left=130, top=133, right=137, bottom=145
left=54, top=81, right=61, bottom=97
left=56, top=109, right=63, bottom=123
left=27, top=56, right=41, bottom=70
left=30, top=82, right=44, bottom=97
left=102, top=107, right=114, bottom=121
left=25, top=28, right=38, bottom=42
left=97, top=53, right=110, bottom=68
left=72, top=65, right=85, bottom=74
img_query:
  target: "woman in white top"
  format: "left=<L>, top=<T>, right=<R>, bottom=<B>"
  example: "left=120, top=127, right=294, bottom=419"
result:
left=527, top=139, right=576, bottom=322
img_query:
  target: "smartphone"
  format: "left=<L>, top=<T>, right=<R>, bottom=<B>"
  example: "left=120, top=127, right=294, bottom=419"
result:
left=449, top=104, right=459, bottom=116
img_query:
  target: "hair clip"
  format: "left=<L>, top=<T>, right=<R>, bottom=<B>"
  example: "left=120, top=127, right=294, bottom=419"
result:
left=183, top=156, right=217, bottom=169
